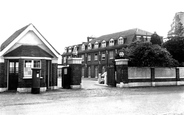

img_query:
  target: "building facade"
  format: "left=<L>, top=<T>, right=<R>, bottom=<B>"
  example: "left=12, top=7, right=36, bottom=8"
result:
left=0, top=24, right=60, bottom=92
left=168, top=12, right=184, bottom=38
left=62, top=28, right=153, bottom=78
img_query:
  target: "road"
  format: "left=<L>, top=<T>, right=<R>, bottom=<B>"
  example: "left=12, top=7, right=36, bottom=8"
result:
left=1, top=79, right=184, bottom=115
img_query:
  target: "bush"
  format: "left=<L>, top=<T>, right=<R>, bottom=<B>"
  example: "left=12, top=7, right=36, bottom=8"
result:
left=163, top=37, right=184, bottom=65
left=150, top=32, right=163, bottom=46
left=125, top=41, right=179, bottom=67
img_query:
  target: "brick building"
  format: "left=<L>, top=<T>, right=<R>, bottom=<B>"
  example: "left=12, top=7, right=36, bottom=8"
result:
left=0, top=23, right=60, bottom=92
left=168, top=12, right=184, bottom=37
left=62, top=28, right=153, bottom=78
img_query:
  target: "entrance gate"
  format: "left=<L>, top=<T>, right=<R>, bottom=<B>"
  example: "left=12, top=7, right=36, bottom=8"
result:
left=107, top=67, right=116, bottom=87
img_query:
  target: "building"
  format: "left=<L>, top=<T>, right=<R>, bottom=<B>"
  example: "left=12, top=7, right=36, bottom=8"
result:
left=62, top=28, right=153, bottom=78
left=0, top=23, right=60, bottom=92
left=168, top=12, right=184, bottom=38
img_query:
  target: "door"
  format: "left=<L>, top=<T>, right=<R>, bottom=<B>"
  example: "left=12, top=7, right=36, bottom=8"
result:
left=107, top=67, right=116, bottom=87
left=46, top=60, right=51, bottom=89
left=9, top=60, right=19, bottom=90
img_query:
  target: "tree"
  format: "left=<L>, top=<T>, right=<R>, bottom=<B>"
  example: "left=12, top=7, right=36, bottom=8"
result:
left=163, top=37, right=184, bottom=65
left=126, top=41, right=178, bottom=67
left=150, top=32, right=162, bottom=46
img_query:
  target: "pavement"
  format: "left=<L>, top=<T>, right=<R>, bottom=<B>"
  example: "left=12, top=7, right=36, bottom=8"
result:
left=1, top=78, right=184, bottom=115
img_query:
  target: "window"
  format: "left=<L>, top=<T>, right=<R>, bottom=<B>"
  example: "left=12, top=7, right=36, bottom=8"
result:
left=68, top=47, right=72, bottom=53
left=101, top=53, right=106, bottom=60
left=88, top=43, right=92, bottom=50
left=94, top=54, right=98, bottom=60
left=24, top=60, right=41, bottom=78
left=24, top=60, right=32, bottom=77
left=82, top=44, right=85, bottom=51
left=63, top=57, right=66, bottom=63
left=101, top=40, right=106, bottom=48
left=88, top=54, right=91, bottom=61
left=34, top=60, right=41, bottom=68
left=109, top=39, right=114, bottom=46
left=94, top=42, right=99, bottom=49
left=73, top=46, right=78, bottom=55
left=109, top=51, right=114, bottom=59
left=118, top=37, right=124, bottom=44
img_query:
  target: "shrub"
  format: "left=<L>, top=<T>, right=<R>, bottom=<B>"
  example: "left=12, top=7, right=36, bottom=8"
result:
left=125, top=41, right=178, bottom=67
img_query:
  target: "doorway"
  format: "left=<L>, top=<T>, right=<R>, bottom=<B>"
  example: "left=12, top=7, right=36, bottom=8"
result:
left=46, top=60, right=51, bottom=89
left=8, top=60, right=19, bottom=90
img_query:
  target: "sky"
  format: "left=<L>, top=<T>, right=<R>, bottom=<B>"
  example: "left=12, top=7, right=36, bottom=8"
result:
left=0, top=0, right=183, bottom=54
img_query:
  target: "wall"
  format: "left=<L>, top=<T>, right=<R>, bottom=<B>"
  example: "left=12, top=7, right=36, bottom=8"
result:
left=118, top=67, right=184, bottom=88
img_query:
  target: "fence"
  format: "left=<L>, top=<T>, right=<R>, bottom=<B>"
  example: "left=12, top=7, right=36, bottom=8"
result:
left=117, top=67, right=184, bottom=87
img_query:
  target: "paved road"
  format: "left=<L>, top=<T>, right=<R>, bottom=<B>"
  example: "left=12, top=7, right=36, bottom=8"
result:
left=1, top=79, right=184, bottom=115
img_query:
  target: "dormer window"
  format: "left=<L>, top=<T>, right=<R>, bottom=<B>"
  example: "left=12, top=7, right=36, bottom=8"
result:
left=88, top=43, right=92, bottom=50
left=118, top=37, right=124, bottom=45
left=82, top=44, right=85, bottom=51
left=101, top=40, right=106, bottom=48
left=73, top=46, right=78, bottom=55
left=68, top=47, right=72, bottom=53
left=94, top=41, right=99, bottom=49
left=109, top=39, right=114, bottom=46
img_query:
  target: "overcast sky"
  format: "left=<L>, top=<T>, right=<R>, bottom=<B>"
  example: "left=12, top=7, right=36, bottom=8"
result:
left=0, top=0, right=183, bottom=54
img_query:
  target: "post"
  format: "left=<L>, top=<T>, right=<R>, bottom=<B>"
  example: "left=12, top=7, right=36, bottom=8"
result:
left=115, top=59, right=129, bottom=88
left=176, top=67, right=180, bottom=85
left=68, top=58, right=82, bottom=89
left=151, top=67, right=155, bottom=86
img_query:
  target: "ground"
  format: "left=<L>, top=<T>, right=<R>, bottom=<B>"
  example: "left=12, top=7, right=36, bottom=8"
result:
left=1, top=78, right=184, bottom=115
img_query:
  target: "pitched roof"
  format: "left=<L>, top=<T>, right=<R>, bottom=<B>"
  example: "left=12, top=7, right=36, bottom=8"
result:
left=0, top=23, right=60, bottom=57
left=32, top=24, right=60, bottom=55
left=86, top=28, right=153, bottom=44
left=4, top=45, right=53, bottom=57
left=0, top=24, right=30, bottom=51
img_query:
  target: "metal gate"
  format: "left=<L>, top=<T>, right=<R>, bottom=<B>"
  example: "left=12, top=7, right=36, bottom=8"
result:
left=107, top=67, right=116, bottom=87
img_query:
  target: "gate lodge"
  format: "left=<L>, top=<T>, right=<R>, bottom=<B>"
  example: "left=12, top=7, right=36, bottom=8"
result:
left=0, top=24, right=60, bottom=92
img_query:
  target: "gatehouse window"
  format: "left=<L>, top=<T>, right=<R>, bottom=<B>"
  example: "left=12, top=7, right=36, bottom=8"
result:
left=24, top=60, right=41, bottom=78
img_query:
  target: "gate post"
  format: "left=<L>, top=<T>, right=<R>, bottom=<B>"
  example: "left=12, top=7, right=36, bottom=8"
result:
left=68, top=58, right=82, bottom=89
left=115, top=59, right=129, bottom=88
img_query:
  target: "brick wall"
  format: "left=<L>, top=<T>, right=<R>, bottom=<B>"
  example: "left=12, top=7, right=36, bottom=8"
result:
left=18, top=59, right=46, bottom=88
left=51, top=63, right=58, bottom=86
left=70, top=64, right=82, bottom=85
left=0, top=62, right=5, bottom=87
